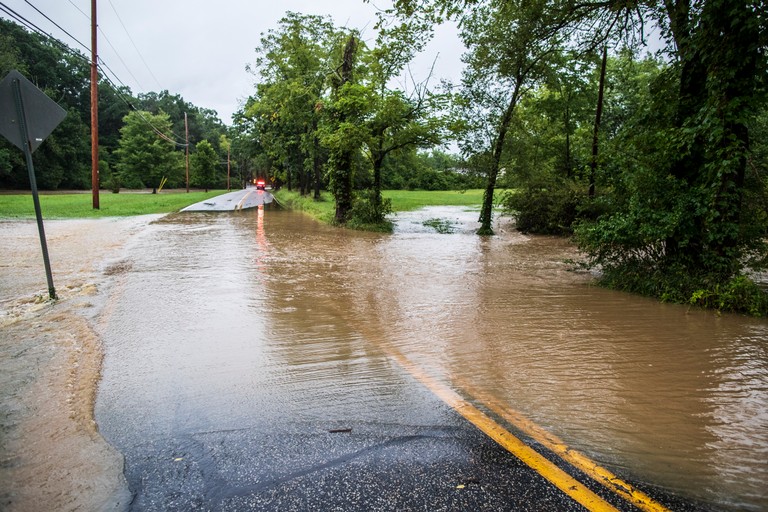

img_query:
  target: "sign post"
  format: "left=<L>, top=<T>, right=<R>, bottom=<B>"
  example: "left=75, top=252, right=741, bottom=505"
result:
left=0, top=70, right=67, bottom=300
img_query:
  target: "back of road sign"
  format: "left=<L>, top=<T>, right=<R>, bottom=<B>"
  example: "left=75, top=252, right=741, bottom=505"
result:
left=0, top=70, right=67, bottom=153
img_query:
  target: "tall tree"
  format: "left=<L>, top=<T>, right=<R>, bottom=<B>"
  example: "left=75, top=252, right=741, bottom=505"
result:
left=456, top=0, right=566, bottom=234
left=115, top=110, right=184, bottom=192
left=361, top=20, right=447, bottom=221
left=324, top=33, right=365, bottom=223
left=245, top=12, right=337, bottom=195
left=191, top=140, right=220, bottom=192
left=654, top=0, right=767, bottom=276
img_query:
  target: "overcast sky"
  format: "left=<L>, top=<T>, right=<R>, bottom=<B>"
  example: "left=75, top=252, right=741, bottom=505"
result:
left=2, top=0, right=464, bottom=124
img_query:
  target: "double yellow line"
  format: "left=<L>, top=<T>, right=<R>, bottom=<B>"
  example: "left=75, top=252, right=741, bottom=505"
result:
left=387, top=350, right=671, bottom=512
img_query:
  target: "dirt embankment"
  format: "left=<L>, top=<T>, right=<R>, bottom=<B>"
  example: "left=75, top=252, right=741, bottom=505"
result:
left=0, top=217, right=155, bottom=511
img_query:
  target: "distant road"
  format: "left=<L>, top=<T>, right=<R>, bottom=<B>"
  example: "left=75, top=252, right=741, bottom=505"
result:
left=181, top=186, right=273, bottom=211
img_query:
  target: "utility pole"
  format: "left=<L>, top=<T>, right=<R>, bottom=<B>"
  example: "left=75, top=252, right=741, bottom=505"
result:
left=184, top=112, right=189, bottom=192
left=90, top=0, right=99, bottom=208
left=227, top=146, right=231, bottom=191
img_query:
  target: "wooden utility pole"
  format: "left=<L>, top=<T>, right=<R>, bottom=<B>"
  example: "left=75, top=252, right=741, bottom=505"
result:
left=90, top=0, right=99, bottom=208
left=227, top=146, right=231, bottom=191
left=184, top=112, right=190, bottom=192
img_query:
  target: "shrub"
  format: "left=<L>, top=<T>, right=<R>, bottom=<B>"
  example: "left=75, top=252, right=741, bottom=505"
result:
left=502, top=184, right=583, bottom=235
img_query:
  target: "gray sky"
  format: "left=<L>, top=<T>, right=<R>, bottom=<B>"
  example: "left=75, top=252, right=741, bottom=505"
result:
left=2, top=0, right=464, bottom=124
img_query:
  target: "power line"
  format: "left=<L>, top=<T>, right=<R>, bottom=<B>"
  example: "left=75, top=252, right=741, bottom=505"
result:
left=107, top=0, right=163, bottom=90
left=98, top=26, right=146, bottom=90
left=66, top=0, right=87, bottom=19
left=97, top=62, right=188, bottom=147
left=0, top=4, right=188, bottom=148
left=22, top=0, right=89, bottom=52
left=63, top=0, right=146, bottom=90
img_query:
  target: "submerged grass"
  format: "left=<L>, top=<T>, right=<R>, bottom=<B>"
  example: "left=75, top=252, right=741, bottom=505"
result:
left=422, top=218, right=455, bottom=234
left=0, top=190, right=226, bottom=218
left=274, top=189, right=491, bottom=232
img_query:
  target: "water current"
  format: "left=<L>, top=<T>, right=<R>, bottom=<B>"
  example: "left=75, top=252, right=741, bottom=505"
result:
left=95, top=205, right=767, bottom=511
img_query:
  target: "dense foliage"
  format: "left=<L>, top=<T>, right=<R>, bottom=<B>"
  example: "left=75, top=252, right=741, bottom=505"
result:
left=236, top=12, right=452, bottom=225
left=0, top=18, right=229, bottom=192
left=386, top=0, right=768, bottom=314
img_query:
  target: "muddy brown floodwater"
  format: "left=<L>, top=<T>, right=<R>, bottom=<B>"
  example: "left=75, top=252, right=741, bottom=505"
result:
left=362, top=207, right=768, bottom=511
left=0, top=217, right=152, bottom=511
left=2, top=206, right=767, bottom=511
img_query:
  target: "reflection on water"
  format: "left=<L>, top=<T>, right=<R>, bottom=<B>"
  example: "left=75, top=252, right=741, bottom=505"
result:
left=96, top=207, right=767, bottom=511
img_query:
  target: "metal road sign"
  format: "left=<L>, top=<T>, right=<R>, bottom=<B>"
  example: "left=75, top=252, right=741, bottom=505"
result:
left=0, top=70, right=67, bottom=153
left=0, top=70, right=67, bottom=300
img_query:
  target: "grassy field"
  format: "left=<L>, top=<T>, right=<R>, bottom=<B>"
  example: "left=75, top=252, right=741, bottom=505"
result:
left=273, top=189, right=486, bottom=220
left=384, top=189, right=485, bottom=211
left=0, top=190, right=226, bottom=218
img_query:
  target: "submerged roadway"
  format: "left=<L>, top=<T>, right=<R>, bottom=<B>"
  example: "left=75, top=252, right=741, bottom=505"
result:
left=95, top=196, right=706, bottom=512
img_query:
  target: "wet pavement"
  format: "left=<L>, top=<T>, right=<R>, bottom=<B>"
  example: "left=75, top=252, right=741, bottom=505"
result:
left=93, top=205, right=767, bottom=511
left=181, top=187, right=273, bottom=211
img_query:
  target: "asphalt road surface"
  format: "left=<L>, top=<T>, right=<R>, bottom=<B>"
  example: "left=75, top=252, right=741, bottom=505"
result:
left=181, top=187, right=274, bottom=211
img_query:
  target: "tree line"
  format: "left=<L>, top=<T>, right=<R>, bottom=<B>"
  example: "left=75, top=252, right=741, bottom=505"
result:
left=0, top=16, right=471, bottom=196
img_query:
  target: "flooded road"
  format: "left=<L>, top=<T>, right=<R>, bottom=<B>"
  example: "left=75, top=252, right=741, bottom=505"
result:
left=95, top=206, right=767, bottom=511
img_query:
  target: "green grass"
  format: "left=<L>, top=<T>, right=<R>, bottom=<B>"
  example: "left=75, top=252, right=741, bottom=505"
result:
left=0, top=190, right=226, bottom=218
left=274, top=189, right=486, bottom=218
left=272, top=190, right=336, bottom=223
left=383, top=189, right=485, bottom=211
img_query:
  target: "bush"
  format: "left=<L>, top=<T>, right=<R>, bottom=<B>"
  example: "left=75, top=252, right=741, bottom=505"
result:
left=689, top=276, right=768, bottom=317
left=347, top=190, right=393, bottom=231
left=502, top=184, right=583, bottom=235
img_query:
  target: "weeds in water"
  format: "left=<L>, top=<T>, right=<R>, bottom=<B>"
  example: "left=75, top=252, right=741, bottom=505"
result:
left=423, top=218, right=455, bottom=234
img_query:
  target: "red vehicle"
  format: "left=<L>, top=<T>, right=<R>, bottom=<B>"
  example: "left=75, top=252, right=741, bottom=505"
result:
left=255, top=179, right=266, bottom=190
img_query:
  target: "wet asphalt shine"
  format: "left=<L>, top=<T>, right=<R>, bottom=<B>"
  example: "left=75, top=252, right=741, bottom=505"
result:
left=121, top=371, right=589, bottom=511
left=113, top=368, right=702, bottom=512
left=95, top=205, right=708, bottom=512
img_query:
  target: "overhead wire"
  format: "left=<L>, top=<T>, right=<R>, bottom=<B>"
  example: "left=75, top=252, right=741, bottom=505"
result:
left=63, top=0, right=147, bottom=90
left=107, top=0, right=163, bottom=91
left=0, top=1, right=188, bottom=147
left=96, top=60, right=188, bottom=146
left=22, top=0, right=89, bottom=52
left=98, top=28, right=146, bottom=90
left=65, top=0, right=87, bottom=18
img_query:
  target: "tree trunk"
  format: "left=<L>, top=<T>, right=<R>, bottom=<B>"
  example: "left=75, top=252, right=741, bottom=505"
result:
left=313, top=138, right=322, bottom=200
left=371, top=137, right=385, bottom=217
left=286, top=161, right=292, bottom=191
left=588, top=47, right=607, bottom=198
left=333, top=35, right=358, bottom=224
left=478, top=85, right=520, bottom=235
left=564, top=100, right=572, bottom=178
left=663, top=0, right=756, bottom=276
left=312, top=122, right=322, bottom=200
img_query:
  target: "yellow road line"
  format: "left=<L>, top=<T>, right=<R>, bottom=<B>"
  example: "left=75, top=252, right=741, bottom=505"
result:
left=454, top=377, right=672, bottom=512
left=388, top=352, right=620, bottom=512
left=236, top=190, right=254, bottom=210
